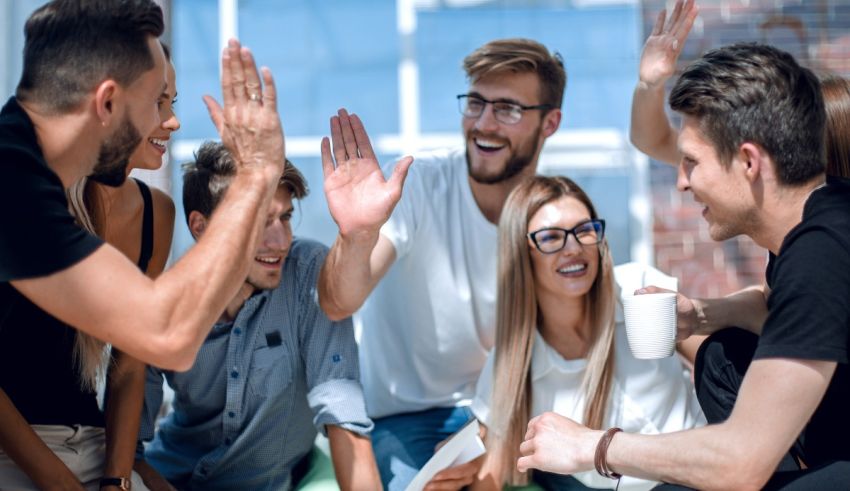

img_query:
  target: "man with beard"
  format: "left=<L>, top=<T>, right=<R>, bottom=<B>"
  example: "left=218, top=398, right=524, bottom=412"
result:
left=0, top=0, right=286, bottom=371
left=316, top=38, right=565, bottom=490
left=0, top=2, right=286, bottom=488
left=133, top=142, right=379, bottom=491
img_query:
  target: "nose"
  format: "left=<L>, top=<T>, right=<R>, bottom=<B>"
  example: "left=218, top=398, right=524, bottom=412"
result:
left=676, top=160, right=691, bottom=192
left=264, top=219, right=292, bottom=250
left=162, top=109, right=181, bottom=132
left=473, top=103, right=500, bottom=133
left=560, top=233, right=583, bottom=254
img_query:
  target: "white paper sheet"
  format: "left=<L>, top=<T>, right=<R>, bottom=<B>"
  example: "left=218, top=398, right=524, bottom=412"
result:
left=405, top=418, right=486, bottom=491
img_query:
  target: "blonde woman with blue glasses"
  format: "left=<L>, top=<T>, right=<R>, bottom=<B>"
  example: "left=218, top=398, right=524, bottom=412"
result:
left=470, top=176, right=704, bottom=491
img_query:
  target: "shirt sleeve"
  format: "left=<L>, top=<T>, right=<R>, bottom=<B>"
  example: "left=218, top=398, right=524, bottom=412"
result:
left=756, top=229, right=850, bottom=363
left=378, top=159, right=421, bottom=259
left=297, top=243, right=373, bottom=436
left=0, top=146, right=102, bottom=281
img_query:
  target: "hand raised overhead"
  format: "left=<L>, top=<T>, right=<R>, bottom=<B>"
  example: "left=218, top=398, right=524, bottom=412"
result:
left=203, top=39, right=285, bottom=181
left=639, top=0, right=698, bottom=88
left=321, top=109, right=413, bottom=238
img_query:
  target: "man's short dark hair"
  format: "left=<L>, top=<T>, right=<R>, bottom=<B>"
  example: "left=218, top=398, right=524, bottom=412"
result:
left=670, top=43, right=826, bottom=185
left=16, top=0, right=164, bottom=113
left=182, top=141, right=308, bottom=224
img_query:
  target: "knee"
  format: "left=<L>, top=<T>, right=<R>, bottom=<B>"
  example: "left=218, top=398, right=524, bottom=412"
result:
left=694, top=327, right=758, bottom=386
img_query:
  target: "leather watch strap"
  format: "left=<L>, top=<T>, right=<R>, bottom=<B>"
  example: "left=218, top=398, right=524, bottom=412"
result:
left=99, top=477, right=131, bottom=490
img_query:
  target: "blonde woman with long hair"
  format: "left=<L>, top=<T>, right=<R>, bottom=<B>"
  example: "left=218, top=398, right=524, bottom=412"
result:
left=470, top=176, right=704, bottom=491
left=0, top=45, right=178, bottom=490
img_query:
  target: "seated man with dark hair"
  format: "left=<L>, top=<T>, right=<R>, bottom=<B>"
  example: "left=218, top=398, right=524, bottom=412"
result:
left=518, top=41, right=850, bottom=491
left=134, top=142, right=380, bottom=491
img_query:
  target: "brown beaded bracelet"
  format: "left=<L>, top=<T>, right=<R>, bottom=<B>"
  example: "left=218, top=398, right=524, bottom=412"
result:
left=594, top=427, right=623, bottom=480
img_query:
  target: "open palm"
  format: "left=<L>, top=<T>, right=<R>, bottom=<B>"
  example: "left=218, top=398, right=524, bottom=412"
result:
left=639, top=0, right=698, bottom=88
left=321, top=110, right=413, bottom=237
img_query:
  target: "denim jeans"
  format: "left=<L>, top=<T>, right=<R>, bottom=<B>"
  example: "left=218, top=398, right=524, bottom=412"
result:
left=371, top=406, right=474, bottom=491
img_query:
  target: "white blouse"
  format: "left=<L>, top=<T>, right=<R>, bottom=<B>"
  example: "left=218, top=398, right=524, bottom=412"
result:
left=472, top=263, right=706, bottom=491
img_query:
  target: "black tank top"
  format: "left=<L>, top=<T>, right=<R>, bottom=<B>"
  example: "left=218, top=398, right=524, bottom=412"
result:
left=0, top=179, right=157, bottom=426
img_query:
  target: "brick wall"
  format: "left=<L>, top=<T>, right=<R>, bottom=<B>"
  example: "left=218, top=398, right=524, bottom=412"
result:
left=640, top=0, right=849, bottom=298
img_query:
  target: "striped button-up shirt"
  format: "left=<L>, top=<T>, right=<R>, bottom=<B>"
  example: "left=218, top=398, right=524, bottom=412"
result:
left=138, top=239, right=372, bottom=490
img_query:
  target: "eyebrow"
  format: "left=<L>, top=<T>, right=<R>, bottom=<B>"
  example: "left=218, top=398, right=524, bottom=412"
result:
left=467, top=91, right=524, bottom=106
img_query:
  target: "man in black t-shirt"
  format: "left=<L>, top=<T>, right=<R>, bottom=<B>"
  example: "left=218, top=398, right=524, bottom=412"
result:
left=0, top=3, right=286, bottom=370
left=1, top=2, right=288, bottom=489
left=515, top=43, right=849, bottom=490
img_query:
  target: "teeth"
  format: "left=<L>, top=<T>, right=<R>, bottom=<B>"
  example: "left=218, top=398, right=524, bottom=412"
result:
left=557, top=264, right=586, bottom=274
left=149, top=138, right=166, bottom=147
left=255, top=257, right=280, bottom=264
left=475, top=138, right=505, bottom=149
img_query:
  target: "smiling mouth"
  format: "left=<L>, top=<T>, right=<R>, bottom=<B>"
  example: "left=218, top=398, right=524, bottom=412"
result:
left=473, top=137, right=507, bottom=153
left=556, top=263, right=588, bottom=276
left=149, top=137, right=167, bottom=152
left=255, top=256, right=282, bottom=268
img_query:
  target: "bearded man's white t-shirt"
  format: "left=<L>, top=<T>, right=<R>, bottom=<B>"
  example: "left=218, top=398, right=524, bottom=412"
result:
left=356, top=148, right=498, bottom=419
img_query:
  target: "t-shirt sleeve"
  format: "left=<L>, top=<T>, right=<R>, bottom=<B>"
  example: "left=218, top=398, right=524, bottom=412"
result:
left=296, top=241, right=373, bottom=436
left=755, top=230, right=850, bottom=363
left=379, top=159, right=421, bottom=259
left=0, top=147, right=102, bottom=281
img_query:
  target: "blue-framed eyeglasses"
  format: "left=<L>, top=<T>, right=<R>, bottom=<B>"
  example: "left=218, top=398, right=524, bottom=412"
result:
left=457, top=94, right=553, bottom=125
left=527, top=219, right=606, bottom=254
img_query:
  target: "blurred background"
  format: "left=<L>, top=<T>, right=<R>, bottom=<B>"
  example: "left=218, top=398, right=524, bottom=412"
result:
left=3, top=0, right=849, bottom=298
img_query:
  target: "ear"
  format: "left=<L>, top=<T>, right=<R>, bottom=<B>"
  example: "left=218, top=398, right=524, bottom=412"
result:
left=187, top=210, right=209, bottom=241
left=93, top=80, right=120, bottom=127
left=541, top=108, right=562, bottom=138
left=738, top=142, right=765, bottom=184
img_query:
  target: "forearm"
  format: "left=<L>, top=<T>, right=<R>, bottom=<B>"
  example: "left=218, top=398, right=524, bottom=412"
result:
left=691, top=286, right=767, bottom=336
left=630, top=82, right=680, bottom=165
left=319, top=233, right=395, bottom=321
left=319, top=232, right=380, bottom=320
left=104, top=352, right=146, bottom=479
left=0, top=389, right=82, bottom=490
left=148, top=169, right=278, bottom=362
left=606, top=424, right=762, bottom=491
left=327, top=426, right=382, bottom=491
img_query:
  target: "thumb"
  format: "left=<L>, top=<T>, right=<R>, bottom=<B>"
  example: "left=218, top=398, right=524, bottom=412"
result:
left=388, top=155, right=414, bottom=190
left=203, top=95, right=224, bottom=133
left=635, top=285, right=673, bottom=295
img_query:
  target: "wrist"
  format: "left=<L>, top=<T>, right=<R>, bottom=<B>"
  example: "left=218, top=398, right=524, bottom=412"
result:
left=691, top=299, right=708, bottom=335
left=100, top=476, right=132, bottom=490
left=594, top=427, right=623, bottom=480
left=636, top=79, right=666, bottom=92
left=236, top=163, right=283, bottom=186
left=338, top=228, right=381, bottom=248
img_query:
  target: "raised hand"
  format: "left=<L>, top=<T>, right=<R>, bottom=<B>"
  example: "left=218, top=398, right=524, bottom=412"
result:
left=203, top=39, right=285, bottom=181
left=639, top=0, right=698, bottom=89
left=321, top=109, right=413, bottom=238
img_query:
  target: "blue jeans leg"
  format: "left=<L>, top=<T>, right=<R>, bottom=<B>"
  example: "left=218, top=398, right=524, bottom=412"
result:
left=371, top=406, right=474, bottom=491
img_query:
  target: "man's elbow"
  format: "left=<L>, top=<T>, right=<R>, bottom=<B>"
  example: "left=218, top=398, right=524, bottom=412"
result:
left=320, top=296, right=355, bottom=322
left=145, top=328, right=199, bottom=371
left=710, top=450, right=775, bottom=491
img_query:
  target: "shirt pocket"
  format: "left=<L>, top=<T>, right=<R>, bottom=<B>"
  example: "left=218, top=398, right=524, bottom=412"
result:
left=247, top=344, right=294, bottom=399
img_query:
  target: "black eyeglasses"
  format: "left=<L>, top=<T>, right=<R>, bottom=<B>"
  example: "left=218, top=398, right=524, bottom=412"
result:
left=457, top=94, right=553, bottom=125
left=527, top=219, right=606, bottom=254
